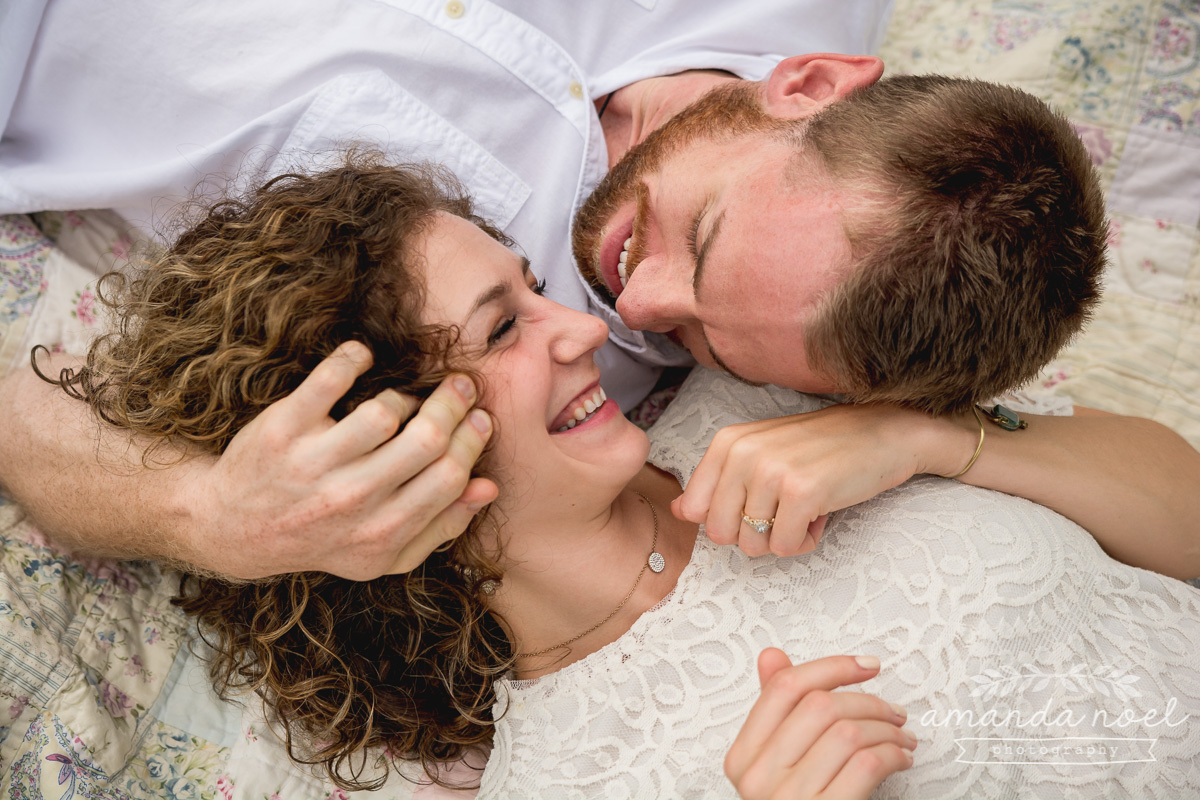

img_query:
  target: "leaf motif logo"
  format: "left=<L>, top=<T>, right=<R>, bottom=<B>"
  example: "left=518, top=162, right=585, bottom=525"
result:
left=965, top=664, right=1142, bottom=699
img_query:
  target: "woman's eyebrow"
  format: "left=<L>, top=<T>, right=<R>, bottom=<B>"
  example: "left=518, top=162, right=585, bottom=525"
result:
left=468, top=257, right=532, bottom=318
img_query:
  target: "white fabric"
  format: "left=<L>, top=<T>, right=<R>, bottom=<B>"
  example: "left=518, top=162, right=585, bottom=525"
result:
left=0, top=0, right=47, bottom=136
left=481, top=368, right=1200, bottom=799
left=0, top=0, right=894, bottom=408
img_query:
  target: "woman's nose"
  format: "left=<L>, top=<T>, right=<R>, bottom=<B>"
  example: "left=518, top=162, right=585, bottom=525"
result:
left=551, top=303, right=611, bottom=363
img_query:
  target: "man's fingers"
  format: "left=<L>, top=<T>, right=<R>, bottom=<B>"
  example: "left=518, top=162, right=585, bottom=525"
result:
left=328, top=388, right=422, bottom=461
left=458, top=474, right=500, bottom=509
left=391, top=404, right=493, bottom=500
left=351, top=377, right=482, bottom=489
left=416, top=372, right=479, bottom=438
left=280, top=341, right=375, bottom=428
left=320, top=382, right=492, bottom=578
left=371, top=409, right=492, bottom=534
left=385, top=478, right=498, bottom=574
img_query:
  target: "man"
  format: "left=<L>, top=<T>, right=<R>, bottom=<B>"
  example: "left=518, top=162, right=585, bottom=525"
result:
left=573, top=62, right=1105, bottom=415
left=0, top=0, right=894, bottom=577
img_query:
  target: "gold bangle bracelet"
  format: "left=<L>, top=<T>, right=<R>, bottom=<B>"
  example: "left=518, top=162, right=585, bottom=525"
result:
left=946, top=406, right=986, bottom=479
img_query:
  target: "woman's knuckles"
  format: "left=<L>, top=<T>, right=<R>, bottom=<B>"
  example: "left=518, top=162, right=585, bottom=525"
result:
left=735, top=762, right=784, bottom=800
left=828, top=718, right=866, bottom=748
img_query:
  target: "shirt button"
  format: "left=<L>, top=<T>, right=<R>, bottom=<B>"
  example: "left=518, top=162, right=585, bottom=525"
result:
left=445, top=1, right=465, bottom=18
left=569, top=81, right=585, bottom=100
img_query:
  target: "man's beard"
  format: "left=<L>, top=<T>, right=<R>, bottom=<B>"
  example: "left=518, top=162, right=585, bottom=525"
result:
left=571, top=81, right=793, bottom=304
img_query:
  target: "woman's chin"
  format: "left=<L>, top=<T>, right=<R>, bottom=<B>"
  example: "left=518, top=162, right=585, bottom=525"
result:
left=499, top=415, right=650, bottom=518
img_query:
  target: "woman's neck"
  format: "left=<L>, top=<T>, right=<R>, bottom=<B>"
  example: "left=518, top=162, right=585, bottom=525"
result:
left=491, top=465, right=695, bottom=679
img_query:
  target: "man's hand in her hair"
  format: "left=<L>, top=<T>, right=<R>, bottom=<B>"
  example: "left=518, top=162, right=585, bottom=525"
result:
left=186, top=341, right=497, bottom=579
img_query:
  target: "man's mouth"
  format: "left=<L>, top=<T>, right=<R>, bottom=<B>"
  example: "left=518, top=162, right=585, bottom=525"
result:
left=616, top=237, right=634, bottom=289
left=549, top=385, right=610, bottom=432
left=598, top=217, right=635, bottom=299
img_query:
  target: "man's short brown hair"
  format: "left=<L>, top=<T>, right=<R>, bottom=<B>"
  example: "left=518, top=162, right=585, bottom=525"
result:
left=802, top=75, right=1107, bottom=414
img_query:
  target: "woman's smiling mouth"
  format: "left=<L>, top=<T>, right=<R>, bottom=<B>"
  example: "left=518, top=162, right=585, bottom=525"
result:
left=551, top=386, right=609, bottom=432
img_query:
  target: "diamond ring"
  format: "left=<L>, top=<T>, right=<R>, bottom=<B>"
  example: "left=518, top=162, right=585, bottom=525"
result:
left=741, top=514, right=775, bottom=535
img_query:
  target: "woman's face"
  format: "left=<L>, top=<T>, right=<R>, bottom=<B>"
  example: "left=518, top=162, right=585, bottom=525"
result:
left=417, top=213, right=651, bottom=522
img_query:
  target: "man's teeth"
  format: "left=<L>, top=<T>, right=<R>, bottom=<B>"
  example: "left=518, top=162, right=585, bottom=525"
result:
left=617, top=237, right=632, bottom=288
left=556, top=387, right=608, bottom=431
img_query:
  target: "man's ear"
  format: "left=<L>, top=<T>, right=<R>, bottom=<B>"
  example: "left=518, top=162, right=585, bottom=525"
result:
left=764, top=54, right=884, bottom=119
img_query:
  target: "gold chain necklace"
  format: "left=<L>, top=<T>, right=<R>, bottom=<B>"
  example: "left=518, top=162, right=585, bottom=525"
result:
left=517, top=491, right=665, bottom=659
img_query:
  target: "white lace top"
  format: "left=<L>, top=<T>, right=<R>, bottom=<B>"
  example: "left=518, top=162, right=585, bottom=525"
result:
left=479, top=369, right=1200, bottom=799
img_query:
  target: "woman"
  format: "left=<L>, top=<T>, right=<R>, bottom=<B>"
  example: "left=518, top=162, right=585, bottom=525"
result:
left=48, top=156, right=1200, bottom=798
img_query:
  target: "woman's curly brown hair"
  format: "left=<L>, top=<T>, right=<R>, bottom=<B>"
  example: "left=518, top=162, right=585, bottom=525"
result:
left=36, top=153, right=515, bottom=790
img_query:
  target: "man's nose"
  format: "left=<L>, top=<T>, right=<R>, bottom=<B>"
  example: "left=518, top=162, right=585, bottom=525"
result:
left=615, top=258, right=693, bottom=332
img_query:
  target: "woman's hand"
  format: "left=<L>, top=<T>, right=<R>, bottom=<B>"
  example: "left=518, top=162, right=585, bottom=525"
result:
left=725, top=650, right=916, bottom=800
left=674, top=404, right=975, bottom=556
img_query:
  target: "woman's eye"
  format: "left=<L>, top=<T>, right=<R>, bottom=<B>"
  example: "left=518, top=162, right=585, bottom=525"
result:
left=487, top=316, right=517, bottom=346
left=486, top=277, right=545, bottom=347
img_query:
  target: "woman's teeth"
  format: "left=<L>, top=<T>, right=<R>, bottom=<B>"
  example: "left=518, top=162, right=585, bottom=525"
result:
left=556, top=387, right=608, bottom=432
left=617, top=237, right=632, bottom=288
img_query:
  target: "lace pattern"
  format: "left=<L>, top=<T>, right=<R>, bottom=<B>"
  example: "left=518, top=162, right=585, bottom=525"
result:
left=480, top=370, right=1200, bottom=799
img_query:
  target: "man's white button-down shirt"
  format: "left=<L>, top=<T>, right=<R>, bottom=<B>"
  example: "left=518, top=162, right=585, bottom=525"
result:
left=0, top=0, right=893, bottom=405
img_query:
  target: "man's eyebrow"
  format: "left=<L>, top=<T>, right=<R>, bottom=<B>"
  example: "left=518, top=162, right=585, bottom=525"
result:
left=468, top=256, right=531, bottom=318
left=691, top=208, right=726, bottom=299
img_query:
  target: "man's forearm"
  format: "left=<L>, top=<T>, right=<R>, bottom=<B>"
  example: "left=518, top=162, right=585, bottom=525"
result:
left=0, top=362, right=203, bottom=564
left=1, top=348, right=498, bottom=580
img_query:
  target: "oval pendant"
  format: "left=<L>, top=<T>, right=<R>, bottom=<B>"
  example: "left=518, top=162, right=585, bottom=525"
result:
left=648, top=552, right=666, bottom=573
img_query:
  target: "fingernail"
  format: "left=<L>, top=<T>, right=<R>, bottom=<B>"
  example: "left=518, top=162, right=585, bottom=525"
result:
left=854, top=655, right=880, bottom=670
left=904, top=749, right=915, bottom=766
left=903, top=729, right=918, bottom=749
left=889, top=702, right=908, bottom=721
left=467, top=500, right=487, bottom=512
left=469, top=408, right=491, bottom=434
left=454, top=375, right=476, bottom=401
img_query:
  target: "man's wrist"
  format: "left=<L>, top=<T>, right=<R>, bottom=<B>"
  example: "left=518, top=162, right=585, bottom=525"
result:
left=152, top=454, right=222, bottom=573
